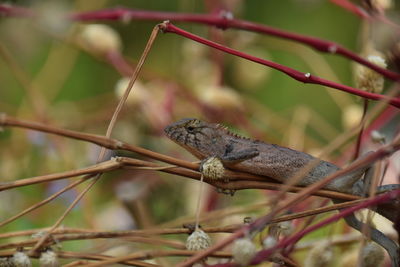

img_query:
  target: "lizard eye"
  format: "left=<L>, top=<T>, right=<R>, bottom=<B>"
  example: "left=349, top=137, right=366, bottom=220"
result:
left=186, top=126, right=195, bottom=132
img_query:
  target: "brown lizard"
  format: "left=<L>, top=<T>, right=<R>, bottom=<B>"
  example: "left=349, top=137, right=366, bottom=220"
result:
left=164, top=118, right=400, bottom=266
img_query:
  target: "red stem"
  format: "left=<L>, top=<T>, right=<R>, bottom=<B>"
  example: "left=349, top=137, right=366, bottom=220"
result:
left=71, top=8, right=400, bottom=81
left=329, top=0, right=370, bottom=18
left=252, top=189, right=400, bottom=265
left=1, top=4, right=399, bottom=81
left=330, top=0, right=400, bottom=31
left=211, top=189, right=400, bottom=266
left=161, top=22, right=400, bottom=109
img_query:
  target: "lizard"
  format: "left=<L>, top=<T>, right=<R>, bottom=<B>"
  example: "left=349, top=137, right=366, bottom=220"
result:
left=164, top=117, right=400, bottom=266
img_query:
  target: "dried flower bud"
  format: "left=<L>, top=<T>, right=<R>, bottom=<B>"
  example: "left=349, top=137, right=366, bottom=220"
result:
left=270, top=221, right=294, bottom=238
left=12, top=252, right=31, bottom=267
left=232, top=237, right=257, bottom=266
left=186, top=229, right=211, bottom=251
left=304, top=241, right=333, bottom=267
left=276, top=221, right=294, bottom=236
left=200, top=157, right=225, bottom=180
left=262, top=236, right=277, bottom=249
left=198, top=85, right=243, bottom=110
left=371, top=130, right=386, bottom=144
left=35, top=1, right=70, bottom=34
left=243, top=217, right=254, bottom=224
left=342, top=104, right=363, bottom=129
left=79, top=24, right=122, bottom=55
left=370, top=0, right=393, bottom=10
left=355, top=55, right=386, bottom=93
left=0, top=257, right=14, bottom=267
left=39, top=250, right=59, bottom=267
left=114, top=77, right=149, bottom=105
left=233, top=47, right=270, bottom=88
left=360, top=242, right=385, bottom=267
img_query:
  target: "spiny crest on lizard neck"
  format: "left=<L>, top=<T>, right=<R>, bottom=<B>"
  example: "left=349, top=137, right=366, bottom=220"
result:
left=215, top=123, right=251, bottom=140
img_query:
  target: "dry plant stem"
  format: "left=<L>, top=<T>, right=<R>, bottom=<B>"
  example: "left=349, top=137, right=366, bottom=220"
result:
left=251, top=190, right=400, bottom=265
left=353, top=99, right=369, bottom=160
left=0, top=200, right=365, bottom=251
left=0, top=116, right=360, bottom=201
left=0, top=159, right=121, bottom=191
left=82, top=249, right=232, bottom=267
left=210, top=190, right=400, bottom=267
left=295, top=233, right=368, bottom=251
left=59, top=251, right=161, bottom=267
left=357, top=162, right=382, bottom=262
left=27, top=24, right=161, bottom=255
left=0, top=178, right=87, bottom=228
left=0, top=114, right=198, bottom=170
left=178, top=136, right=400, bottom=266
left=0, top=43, right=46, bottom=118
left=194, top=174, right=205, bottom=230
left=161, top=22, right=400, bottom=108
left=0, top=155, right=359, bottom=199
left=28, top=176, right=97, bottom=255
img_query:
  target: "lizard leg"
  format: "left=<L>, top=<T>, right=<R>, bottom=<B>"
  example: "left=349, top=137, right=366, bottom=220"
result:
left=333, top=198, right=399, bottom=267
left=220, top=148, right=259, bottom=164
left=358, top=165, right=400, bottom=223
left=348, top=166, right=400, bottom=265
left=376, top=184, right=400, bottom=194
left=343, top=213, right=399, bottom=267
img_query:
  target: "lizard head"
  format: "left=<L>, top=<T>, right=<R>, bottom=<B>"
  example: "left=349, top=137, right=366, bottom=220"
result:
left=164, top=118, right=226, bottom=159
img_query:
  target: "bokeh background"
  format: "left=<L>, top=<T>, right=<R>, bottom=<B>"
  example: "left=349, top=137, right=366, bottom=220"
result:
left=1, top=0, right=399, bottom=266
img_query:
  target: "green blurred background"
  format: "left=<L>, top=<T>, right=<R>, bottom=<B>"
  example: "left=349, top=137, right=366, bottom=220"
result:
left=1, top=0, right=398, bottom=265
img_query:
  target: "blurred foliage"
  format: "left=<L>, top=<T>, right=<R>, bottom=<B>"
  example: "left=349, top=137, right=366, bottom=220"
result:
left=0, top=0, right=399, bottom=266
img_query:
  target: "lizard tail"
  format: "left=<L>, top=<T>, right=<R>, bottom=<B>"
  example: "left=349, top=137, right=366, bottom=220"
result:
left=333, top=199, right=399, bottom=267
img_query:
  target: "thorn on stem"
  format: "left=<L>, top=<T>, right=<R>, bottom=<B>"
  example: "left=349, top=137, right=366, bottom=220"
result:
left=158, top=20, right=170, bottom=33
left=328, top=45, right=337, bottom=53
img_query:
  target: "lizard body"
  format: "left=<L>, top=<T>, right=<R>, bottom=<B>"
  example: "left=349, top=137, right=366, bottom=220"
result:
left=164, top=118, right=400, bottom=266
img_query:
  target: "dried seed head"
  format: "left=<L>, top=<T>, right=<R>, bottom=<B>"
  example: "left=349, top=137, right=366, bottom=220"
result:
left=354, top=55, right=386, bottom=93
left=270, top=221, right=294, bottom=238
left=370, top=0, right=393, bottom=10
left=12, top=252, right=31, bottom=267
left=360, top=242, right=385, bottom=267
left=197, top=85, right=243, bottom=110
left=371, top=130, right=386, bottom=144
left=304, top=240, right=333, bottom=267
left=232, top=237, right=257, bottom=266
left=35, top=1, right=70, bottom=34
left=0, top=257, right=14, bottom=267
left=342, top=104, right=363, bottom=129
left=79, top=24, right=122, bottom=55
left=114, top=77, right=149, bottom=105
left=262, top=236, right=277, bottom=249
left=186, top=229, right=211, bottom=251
left=39, top=250, right=59, bottom=267
left=232, top=47, right=270, bottom=88
left=243, top=216, right=254, bottom=224
left=276, top=221, right=294, bottom=236
left=200, top=157, right=225, bottom=180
